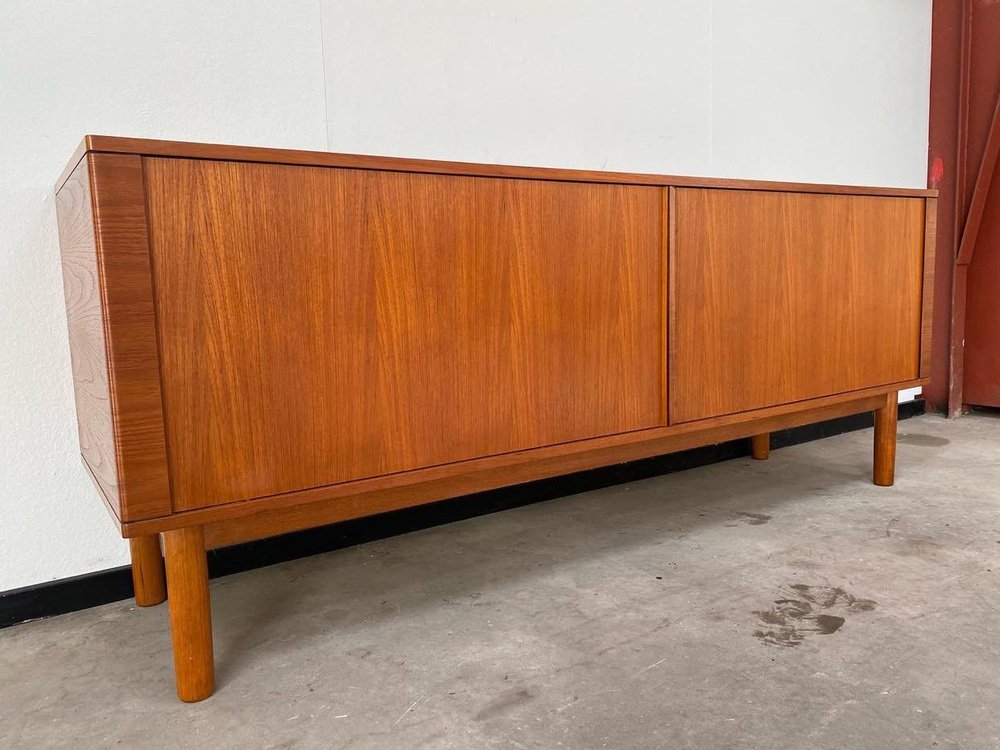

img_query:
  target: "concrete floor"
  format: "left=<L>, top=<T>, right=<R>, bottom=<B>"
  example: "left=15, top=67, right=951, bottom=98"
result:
left=2, top=413, right=999, bottom=749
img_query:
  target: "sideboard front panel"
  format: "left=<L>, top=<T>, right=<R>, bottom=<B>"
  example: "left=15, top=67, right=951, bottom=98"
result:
left=671, top=188, right=925, bottom=423
left=144, top=158, right=665, bottom=510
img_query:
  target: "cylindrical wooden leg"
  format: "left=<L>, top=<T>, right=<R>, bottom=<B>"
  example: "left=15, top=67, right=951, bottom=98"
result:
left=750, top=433, right=770, bottom=460
left=874, top=393, right=898, bottom=487
left=129, top=535, right=166, bottom=607
left=163, top=526, right=214, bottom=702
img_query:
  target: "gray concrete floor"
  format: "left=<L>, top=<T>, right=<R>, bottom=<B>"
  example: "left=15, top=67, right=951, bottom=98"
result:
left=2, top=413, right=999, bottom=749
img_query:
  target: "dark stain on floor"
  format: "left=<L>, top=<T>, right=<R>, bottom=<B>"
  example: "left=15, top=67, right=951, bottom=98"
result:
left=897, top=433, right=951, bottom=447
left=753, top=584, right=877, bottom=647
left=474, top=687, right=535, bottom=721
left=722, top=511, right=773, bottom=527
left=703, top=509, right=772, bottom=527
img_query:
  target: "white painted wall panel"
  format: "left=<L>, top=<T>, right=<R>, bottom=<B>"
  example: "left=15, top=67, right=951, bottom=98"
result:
left=321, top=0, right=713, bottom=174
left=0, top=1, right=932, bottom=590
left=0, top=1, right=327, bottom=590
left=711, top=0, right=933, bottom=187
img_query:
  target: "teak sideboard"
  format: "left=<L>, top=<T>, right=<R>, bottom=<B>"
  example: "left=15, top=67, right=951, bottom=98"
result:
left=55, top=136, right=937, bottom=702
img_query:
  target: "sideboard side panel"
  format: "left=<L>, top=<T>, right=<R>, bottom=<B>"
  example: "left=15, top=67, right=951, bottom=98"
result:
left=144, top=159, right=664, bottom=510
left=56, top=156, right=121, bottom=517
left=87, top=154, right=172, bottom=521
left=671, top=188, right=925, bottom=423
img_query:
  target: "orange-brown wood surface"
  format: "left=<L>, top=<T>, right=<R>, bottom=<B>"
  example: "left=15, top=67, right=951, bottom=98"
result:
left=750, top=433, right=770, bottom=461
left=920, top=197, right=938, bottom=379
left=55, top=154, right=172, bottom=522
left=57, top=135, right=937, bottom=198
left=128, top=535, right=166, bottom=606
left=163, top=526, right=214, bottom=702
left=85, top=155, right=172, bottom=521
left=110, top=385, right=896, bottom=540
left=143, top=158, right=665, bottom=511
left=670, top=189, right=926, bottom=423
left=56, top=156, right=120, bottom=510
left=873, top=393, right=898, bottom=486
left=201, top=393, right=887, bottom=549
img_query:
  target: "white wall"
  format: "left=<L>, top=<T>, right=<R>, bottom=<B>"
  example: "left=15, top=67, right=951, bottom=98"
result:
left=0, top=0, right=328, bottom=592
left=322, top=0, right=931, bottom=185
left=0, top=0, right=932, bottom=591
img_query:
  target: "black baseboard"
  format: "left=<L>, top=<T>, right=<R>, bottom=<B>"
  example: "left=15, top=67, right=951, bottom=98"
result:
left=0, top=398, right=925, bottom=629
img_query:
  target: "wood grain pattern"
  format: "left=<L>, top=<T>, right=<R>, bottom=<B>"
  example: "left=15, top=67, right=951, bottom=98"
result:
left=920, top=197, right=938, bottom=379
left=667, top=187, right=678, bottom=420
left=56, top=156, right=120, bottom=512
left=671, top=189, right=926, bottom=423
left=55, top=137, right=934, bottom=541
left=873, top=392, right=898, bottom=486
left=200, top=393, right=887, bottom=548
left=128, top=535, right=166, bottom=606
left=659, top=187, right=669, bottom=424
left=85, top=154, right=171, bottom=521
left=117, top=384, right=915, bottom=539
left=57, top=135, right=938, bottom=198
left=143, top=158, right=664, bottom=511
left=163, top=526, right=213, bottom=702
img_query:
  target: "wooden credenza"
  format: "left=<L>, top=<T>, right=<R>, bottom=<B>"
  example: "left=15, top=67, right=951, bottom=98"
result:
left=55, top=136, right=936, bottom=701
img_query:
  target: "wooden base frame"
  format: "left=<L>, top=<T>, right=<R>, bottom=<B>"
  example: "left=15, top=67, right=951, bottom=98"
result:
left=143, top=394, right=899, bottom=702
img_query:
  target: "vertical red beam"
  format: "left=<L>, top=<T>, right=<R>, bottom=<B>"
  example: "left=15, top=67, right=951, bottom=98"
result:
left=925, top=0, right=966, bottom=412
left=927, top=0, right=1000, bottom=414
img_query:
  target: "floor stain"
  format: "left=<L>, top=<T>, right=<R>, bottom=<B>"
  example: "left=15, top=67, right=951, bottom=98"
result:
left=753, top=584, right=877, bottom=647
left=697, top=509, right=771, bottom=525
left=474, top=688, right=534, bottom=721
left=898, top=433, right=951, bottom=447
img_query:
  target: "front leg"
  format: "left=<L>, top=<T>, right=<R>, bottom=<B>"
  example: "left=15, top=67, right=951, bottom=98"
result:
left=163, top=526, right=215, bottom=702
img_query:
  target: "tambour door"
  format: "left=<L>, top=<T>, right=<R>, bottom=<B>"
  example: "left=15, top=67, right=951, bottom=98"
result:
left=143, top=159, right=666, bottom=510
left=670, top=188, right=925, bottom=423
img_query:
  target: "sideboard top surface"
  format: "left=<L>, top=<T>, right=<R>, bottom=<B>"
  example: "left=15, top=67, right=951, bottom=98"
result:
left=57, top=135, right=938, bottom=198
